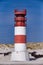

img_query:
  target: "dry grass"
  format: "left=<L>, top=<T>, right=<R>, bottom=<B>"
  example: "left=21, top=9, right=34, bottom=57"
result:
left=0, top=42, right=43, bottom=49
left=27, top=42, right=43, bottom=49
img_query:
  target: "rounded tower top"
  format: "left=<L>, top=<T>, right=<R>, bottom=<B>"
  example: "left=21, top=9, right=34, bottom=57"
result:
left=14, top=9, right=26, bottom=16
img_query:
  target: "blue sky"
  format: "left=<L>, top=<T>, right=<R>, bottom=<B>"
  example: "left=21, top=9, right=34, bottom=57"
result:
left=0, top=0, right=43, bottom=44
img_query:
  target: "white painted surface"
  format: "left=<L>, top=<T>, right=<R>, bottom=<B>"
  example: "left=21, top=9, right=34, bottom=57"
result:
left=11, top=51, right=27, bottom=61
left=14, top=27, right=26, bottom=35
left=14, top=43, right=26, bottom=51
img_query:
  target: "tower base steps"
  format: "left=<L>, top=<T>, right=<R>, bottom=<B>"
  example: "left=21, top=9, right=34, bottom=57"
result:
left=11, top=51, right=29, bottom=61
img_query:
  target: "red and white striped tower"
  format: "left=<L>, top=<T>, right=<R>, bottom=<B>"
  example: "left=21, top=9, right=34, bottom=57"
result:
left=11, top=10, right=28, bottom=61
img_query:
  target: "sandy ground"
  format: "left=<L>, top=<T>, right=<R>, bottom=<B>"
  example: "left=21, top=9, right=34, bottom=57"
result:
left=0, top=48, right=43, bottom=64
left=0, top=52, right=43, bottom=65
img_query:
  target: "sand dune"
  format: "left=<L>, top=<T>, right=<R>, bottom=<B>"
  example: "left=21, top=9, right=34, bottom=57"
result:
left=0, top=42, right=43, bottom=50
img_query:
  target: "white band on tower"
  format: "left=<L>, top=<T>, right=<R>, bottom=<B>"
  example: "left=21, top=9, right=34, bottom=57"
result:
left=14, top=27, right=26, bottom=35
left=14, top=43, right=26, bottom=51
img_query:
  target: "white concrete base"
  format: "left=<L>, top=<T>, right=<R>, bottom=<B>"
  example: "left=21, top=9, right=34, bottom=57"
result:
left=11, top=51, right=29, bottom=61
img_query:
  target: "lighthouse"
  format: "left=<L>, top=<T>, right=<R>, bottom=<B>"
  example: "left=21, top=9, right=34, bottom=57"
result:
left=11, top=9, right=28, bottom=61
